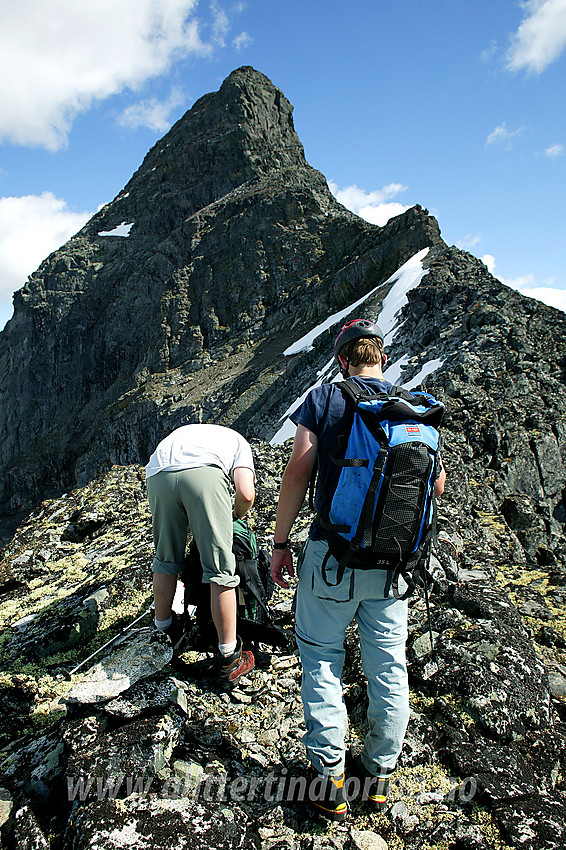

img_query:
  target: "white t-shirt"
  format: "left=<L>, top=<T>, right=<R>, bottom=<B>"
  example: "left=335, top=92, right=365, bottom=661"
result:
left=145, top=424, right=255, bottom=480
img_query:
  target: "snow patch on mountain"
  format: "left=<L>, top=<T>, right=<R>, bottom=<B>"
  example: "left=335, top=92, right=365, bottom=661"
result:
left=271, top=248, right=432, bottom=444
left=284, top=248, right=429, bottom=356
left=98, top=222, right=133, bottom=237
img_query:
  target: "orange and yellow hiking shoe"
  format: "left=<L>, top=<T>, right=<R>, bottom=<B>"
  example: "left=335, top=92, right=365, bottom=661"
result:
left=303, top=765, right=348, bottom=821
left=348, top=753, right=392, bottom=811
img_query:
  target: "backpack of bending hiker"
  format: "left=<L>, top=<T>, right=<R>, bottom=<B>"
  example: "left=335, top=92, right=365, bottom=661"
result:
left=181, top=519, right=289, bottom=651
left=316, top=377, right=445, bottom=599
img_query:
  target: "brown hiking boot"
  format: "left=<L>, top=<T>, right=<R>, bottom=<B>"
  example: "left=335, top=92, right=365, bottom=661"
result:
left=216, top=636, right=255, bottom=686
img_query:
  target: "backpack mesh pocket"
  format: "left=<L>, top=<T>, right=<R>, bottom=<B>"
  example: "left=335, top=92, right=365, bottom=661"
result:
left=372, top=444, right=432, bottom=555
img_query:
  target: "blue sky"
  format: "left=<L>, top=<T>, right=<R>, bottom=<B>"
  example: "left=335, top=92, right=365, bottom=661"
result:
left=1, top=0, right=565, bottom=332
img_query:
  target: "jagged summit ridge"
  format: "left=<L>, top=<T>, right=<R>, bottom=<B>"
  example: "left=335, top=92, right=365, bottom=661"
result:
left=87, top=66, right=308, bottom=241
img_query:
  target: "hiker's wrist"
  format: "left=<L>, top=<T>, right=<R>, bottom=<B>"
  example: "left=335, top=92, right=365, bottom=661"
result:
left=272, top=538, right=290, bottom=550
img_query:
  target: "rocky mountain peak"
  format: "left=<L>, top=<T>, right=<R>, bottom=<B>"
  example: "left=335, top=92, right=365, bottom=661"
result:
left=87, top=65, right=307, bottom=241
left=0, top=68, right=442, bottom=523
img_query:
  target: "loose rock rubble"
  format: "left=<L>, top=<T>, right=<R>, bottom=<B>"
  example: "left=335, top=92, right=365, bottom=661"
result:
left=0, top=437, right=564, bottom=849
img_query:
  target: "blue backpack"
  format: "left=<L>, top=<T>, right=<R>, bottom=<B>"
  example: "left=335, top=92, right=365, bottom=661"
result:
left=316, top=378, right=445, bottom=599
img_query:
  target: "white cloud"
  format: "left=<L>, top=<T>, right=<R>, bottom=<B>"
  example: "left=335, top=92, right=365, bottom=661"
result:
left=518, top=286, right=566, bottom=311
left=507, top=0, right=566, bottom=73
left=482, top=253, right=565, bottom=312
left=0, top=192, right=92, bottom=319
left=542, top=143, right=565, bottom=157
left=233, top=31, right=253, bottom=51
left=504, top=272, right=537, bottom=289
left=211, top=1, right=230, bottom=46
left=0, top=0, right=207, bottom=150
left=118, top=87, right=186, bottom=132
left=481, top=254, right=497, bottom=273
left=458, top=233, right=482, bottom=250
left=485, top=122, right=525, bottom=148
left=328, top=181, right=410, bottom=227
left=480, top=40, right=499, bottom=64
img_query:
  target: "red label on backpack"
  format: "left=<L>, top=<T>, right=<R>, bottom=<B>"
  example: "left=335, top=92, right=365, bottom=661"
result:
left=405, top=425, right=421, bottom=435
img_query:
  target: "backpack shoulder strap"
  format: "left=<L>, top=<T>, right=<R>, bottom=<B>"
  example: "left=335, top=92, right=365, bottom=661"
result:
left=337, top=377, right=366, bottom=405
left=338, top=377, right=389, bottom=405
left=237, top=557, right=272, bottom=621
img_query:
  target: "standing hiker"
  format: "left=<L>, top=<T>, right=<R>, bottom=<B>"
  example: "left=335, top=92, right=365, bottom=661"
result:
left=146, top=423, right=256, bottom=685
left=271, top=319, right=445, bottom=820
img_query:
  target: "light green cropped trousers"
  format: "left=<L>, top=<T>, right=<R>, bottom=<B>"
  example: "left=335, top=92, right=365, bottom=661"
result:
left=146, top=466, right=238, bottom=588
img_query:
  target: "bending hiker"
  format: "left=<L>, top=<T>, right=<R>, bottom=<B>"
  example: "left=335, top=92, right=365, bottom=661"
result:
left=146, top=423, right=256, bottom=685
left=271, top=319, right=445, bottom=820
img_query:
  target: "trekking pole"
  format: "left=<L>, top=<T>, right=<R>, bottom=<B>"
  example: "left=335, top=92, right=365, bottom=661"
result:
left=68, top=604, right=154, bottom=675
left=422, top=561, right=435, bottom=655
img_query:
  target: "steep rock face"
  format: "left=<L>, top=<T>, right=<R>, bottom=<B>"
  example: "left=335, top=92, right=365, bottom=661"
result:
left=385, top=246, right=566, bottom=570
left=0, top=66, right=441, bottom=521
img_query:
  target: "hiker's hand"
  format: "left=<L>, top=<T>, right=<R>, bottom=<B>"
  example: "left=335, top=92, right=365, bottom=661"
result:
left=271, top=548, right=294, bottom=589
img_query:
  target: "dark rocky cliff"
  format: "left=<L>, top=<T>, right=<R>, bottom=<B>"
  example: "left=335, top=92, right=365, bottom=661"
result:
left=0, top=67, right=565, bottom=849
left=0, top=66, right=441, bottom=522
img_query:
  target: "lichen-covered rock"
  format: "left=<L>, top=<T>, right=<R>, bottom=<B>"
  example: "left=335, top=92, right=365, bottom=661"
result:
left=0, top=786, right=13, bottom=828
left=5, top=584, right=110, bottom=664
left=411, top=578, right=552, bottom=739
left=65, top=710, right=183, bottom=797
left=103, top=675, right=183, bottom=718
left=12, top=805, right=49, bottom=849
left=350, top=830, right=388, bottom=850
left=0, top=727, right=66, bottom=811
left=494, top=795, right=566, bottom=850
left=64, top=630, right=173, bottom=705
left=65, top=794, right=255, bottom=849
left=449, top=738, right=538, bottom=802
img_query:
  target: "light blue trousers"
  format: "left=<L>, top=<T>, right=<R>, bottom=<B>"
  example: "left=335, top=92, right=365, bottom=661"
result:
left=295, top=538, right=409, bottom=777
